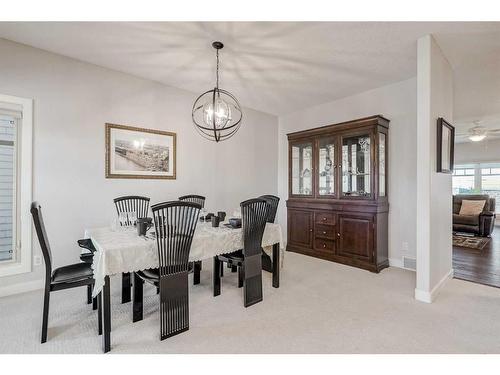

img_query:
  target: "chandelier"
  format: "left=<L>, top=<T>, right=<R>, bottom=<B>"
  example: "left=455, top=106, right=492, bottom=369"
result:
left=192, top=41, right=243, bottom=142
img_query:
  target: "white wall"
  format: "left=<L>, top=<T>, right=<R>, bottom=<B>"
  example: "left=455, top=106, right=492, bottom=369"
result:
left=455, top=138, right=500, bottom=164
left=277, top=78, right=417, bottom=265
left=0, top=38, right=278, bottom=291
left=415, top=35, right=454, bottom=303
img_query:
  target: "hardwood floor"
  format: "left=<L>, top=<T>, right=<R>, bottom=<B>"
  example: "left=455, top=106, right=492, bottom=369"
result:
left=453, top=227, right=500, bottom=288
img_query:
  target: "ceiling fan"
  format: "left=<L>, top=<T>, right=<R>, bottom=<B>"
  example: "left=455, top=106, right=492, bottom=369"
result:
left=456, top=120, right=500, bottom=142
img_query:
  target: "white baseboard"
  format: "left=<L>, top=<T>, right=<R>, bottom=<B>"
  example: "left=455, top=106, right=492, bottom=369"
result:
left=0, top=279, right=44, bottom=298
left=389, top=258, right=404, bottom=269
left=414, top=268, right=454, bottom=303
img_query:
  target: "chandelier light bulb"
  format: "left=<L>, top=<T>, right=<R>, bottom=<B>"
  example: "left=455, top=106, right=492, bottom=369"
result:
left=203, top=97, right=232, bottom=129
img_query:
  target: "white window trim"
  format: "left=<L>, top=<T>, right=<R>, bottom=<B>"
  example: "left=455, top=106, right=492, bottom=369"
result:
left=0, top=94, right=33, bottom=277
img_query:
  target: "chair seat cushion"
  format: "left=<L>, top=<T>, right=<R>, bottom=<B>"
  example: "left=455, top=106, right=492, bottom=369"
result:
left=137, top=268, right=160, bottom=282
left=136, top=263, right=195, bottom=284
left=51, top=262, right=93, bottom=284
left=79, top=251, right=94, bottom=264
left=218, top=250, right=244, bottom=265
left=453, top=214, right=479, bottom=226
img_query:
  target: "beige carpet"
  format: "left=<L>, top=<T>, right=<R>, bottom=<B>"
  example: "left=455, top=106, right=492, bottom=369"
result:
left=1, top=252, right=500, bottom=354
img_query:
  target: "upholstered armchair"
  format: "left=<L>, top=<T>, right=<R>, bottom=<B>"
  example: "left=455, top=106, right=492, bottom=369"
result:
left=452, top=195, right=496, bottom=237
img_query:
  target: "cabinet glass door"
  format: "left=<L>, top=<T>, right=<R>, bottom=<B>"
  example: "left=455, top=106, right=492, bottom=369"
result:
left=342, top=134, right=372, bottom=198
left=291, top=142, right=313, bottom=195
left=317, top=137, right=336, bottom=196
left=379, top=133, right=386, bottom=197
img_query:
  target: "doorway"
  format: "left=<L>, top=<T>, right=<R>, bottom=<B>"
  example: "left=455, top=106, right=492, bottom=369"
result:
left=452, top=158, right=500, bottom=287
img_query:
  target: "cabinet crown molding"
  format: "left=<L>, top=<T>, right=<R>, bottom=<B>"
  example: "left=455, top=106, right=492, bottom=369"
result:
left=287, top=115, right=389, bottom=141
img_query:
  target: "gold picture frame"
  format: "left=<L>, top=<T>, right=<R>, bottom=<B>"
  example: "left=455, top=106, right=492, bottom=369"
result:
left=105, top=123, right=176, bottom=179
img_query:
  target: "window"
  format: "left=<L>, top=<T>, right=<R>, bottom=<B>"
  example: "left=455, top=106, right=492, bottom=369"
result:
left=452, top=163, right=500, bottom=214
left=0, top=94, right=32, bottom=277
left=0, top=116, right=16, bottom=262
left=452, top=166, right=475, bottom=194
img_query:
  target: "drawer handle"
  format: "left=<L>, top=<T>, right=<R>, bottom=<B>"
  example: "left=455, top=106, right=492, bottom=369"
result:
left=323, top=243, right=326, bottom=248
left=322, top=217, right=327, bottom=221
left=337, top=233, right=341, bottom=238
left=309, top=229, right=313, bottom=232
left=322, top=231, right=327, bottom=235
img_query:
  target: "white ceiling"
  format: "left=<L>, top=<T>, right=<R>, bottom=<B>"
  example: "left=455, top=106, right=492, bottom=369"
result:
left=0, top=22, right=499, bottom=124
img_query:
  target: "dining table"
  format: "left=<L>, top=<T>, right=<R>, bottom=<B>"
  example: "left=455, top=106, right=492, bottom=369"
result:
left=84, top=220, right=283, bottom=353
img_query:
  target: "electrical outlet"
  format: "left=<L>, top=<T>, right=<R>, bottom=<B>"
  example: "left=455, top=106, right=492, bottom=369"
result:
left=33, top=255, right=42, bottom=266
left=402, top=242, right=409, bottom=252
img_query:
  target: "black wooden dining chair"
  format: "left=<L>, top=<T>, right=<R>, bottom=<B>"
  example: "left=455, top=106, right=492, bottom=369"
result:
left=114, top=195, right=151, bottom=225
left=30, top=202, right=101, bottom=344
left=258, top=195, right=280, bottom=272
left=133, top=201, right=201, bottom=340
left=178, top=195, right=205, bottom=208
left=213, top=198, right=268, bottom=307
left=114, top=195, right=151, bottom=303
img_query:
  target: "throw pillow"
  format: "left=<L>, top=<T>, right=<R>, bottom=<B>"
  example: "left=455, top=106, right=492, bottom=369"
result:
left=459, top=200, right=486, bottom=216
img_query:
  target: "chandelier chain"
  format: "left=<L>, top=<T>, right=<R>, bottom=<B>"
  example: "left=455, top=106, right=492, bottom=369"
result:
left=216, top=49, right=220, bottom=89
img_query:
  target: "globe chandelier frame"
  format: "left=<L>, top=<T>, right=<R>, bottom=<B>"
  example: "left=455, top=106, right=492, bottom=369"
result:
left=192, top=41, right=243, bottom=142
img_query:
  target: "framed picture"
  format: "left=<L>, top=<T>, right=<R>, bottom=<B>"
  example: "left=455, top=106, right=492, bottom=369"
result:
left=437, top=117, right=455, bottom=174
left=105, top=123, right=176, bottom=179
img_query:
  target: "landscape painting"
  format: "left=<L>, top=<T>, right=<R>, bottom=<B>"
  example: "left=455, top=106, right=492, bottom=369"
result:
left=105, top=123, right=176, bottom=179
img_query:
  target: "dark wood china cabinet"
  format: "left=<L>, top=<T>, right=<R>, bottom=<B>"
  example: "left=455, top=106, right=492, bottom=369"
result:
left=287, top=115, right=389, bottom=272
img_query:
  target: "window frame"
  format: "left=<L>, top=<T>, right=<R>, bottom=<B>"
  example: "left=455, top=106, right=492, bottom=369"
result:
left=0, top=115, right=17, bottom=264
left=0, top=94, right=33, bottom=277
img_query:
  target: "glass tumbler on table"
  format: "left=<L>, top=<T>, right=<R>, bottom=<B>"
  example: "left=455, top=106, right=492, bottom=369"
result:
left=129, top=211, right=137, bottom=226
left=118, top=212, right=127, bottom=227
left=200, top=207, right=207, bottom=222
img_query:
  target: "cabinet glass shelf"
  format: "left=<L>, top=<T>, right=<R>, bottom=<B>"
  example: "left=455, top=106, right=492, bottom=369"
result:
left=342, top=134, right=371, bottom=198
left=291, top=142, right=313, bottom=195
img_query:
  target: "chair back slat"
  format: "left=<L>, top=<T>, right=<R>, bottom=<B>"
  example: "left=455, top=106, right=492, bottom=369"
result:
left=114, top=195, right=150, bottom=225
left=178, top=195, right=205, bottom=208
left=258, top=195, right=280, bottom=223
left=152, top=201, right=201, bottom=275
left=30, top=202, right=53, bottom=276
left=241, top=198, right=269, bottom=258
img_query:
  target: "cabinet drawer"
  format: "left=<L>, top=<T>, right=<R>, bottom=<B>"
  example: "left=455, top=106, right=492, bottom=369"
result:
left=315, top=212, right=335, bottom=225
left=314, top=237, right=335, bottom=252
left=314, top=224, right=335, bottom=239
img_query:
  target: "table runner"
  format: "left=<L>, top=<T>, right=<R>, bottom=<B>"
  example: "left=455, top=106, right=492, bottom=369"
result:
left=85, top=221, right=283, bottom=297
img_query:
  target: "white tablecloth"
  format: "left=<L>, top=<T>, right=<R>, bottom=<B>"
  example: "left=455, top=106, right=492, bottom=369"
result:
left=85, top=222, right=283, bottom=297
